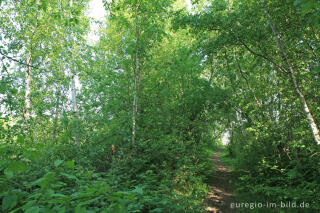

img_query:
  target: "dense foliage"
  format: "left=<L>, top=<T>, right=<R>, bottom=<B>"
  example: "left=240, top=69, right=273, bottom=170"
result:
left=0, top=0, right=319, bottom=212
left=174, top=0, right=320, bottom=212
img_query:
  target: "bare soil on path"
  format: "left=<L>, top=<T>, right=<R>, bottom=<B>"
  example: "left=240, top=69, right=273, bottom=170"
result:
left=206, top=151, right=235, bottom=213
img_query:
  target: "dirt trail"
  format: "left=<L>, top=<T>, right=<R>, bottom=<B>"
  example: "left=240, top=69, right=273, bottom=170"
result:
left=206, top=151, right=235, bottom=213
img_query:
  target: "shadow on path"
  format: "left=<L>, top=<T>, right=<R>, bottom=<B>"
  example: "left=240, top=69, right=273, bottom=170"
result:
left=206, top=151, right=235, bottom=213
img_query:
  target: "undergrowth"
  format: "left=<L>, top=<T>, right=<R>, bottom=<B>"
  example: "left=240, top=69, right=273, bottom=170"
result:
left=0, top=132, right=217, bottom=213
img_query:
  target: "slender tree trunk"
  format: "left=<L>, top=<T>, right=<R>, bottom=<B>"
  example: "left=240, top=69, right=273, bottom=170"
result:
left=24, top=54, right=32, bottom=121
left=52, top=89, right=60, bottom=140
left=132, top=67, right=138, bottom=143
left=260, top=0, right=320, bottom=145
left=208, top=55, right=215, bottom=86
left=71, top=74, right=79, bottom=145
left=132, top=3, right=140, bottom=143
left=234, top=52, right=261, bottom=107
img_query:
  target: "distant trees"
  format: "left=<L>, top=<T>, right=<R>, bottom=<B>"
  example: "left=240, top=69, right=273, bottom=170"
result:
left=0, top=0, right=89, bottom=142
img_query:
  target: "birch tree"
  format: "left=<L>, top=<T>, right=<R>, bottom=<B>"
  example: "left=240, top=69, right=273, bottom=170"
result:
left=260, top=0, right=320, bottom=144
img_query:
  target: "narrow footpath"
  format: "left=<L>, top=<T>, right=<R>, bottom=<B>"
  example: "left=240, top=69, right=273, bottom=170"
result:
left=206, top=151, right=235, bottom=213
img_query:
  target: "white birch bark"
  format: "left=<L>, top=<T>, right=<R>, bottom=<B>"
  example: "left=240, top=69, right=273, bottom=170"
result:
left=260, top=0, right=320, bottom=145
left=71, top=74, right=79, bottom=145
left=24, top=54, right=32, bottom=121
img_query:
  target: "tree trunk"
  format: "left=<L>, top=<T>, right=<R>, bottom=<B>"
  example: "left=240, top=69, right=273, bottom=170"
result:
left=260, top=0, right=320, bottom=145
left=71, top=74, right=79, bottom=145
left=132, top=3, right=140, bottom=143
left=24, top=54, right=32, bottom=121
left=52, top=89, right=60, bottom=140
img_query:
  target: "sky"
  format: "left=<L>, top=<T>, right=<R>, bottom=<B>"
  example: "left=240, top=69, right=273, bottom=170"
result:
left=88, top=0, right=107, bottom=20
left=86, top=0, right=107, bottom=43
left=222, top=131, right=230, bottom=145
left=87, top=0, right=192, bottom=19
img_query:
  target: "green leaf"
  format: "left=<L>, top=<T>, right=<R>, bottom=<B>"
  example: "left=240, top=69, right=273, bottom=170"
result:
left=60, top=172, right=77, bottom=180
left=8, top=161, right=28, bottom=173
left=64, top=160, right=75, bottom=169
left=110, top=203, right=127, bottom=213
left=2, top=194, right=18, bottom=211
left=32, top=172, right=56, bottom=189
left=150, top=208, right=163, bottom=213
left=16, top=135, right=24, bottom=143
left=24, top=150, right=41, bottom=161
left=4, top=168, right=14, bottom=179
left=21, top=200, right=37, bottom=211
left=54, top=159, right=64, bottom=167
left=58, top=208, right=66, bottom=213
left=75, top=205, right=86, bottom=213
left=25, top=206, right=40, bottom=213
left=40, top=0, right=48, bottom=11
left=132, top=186, right=143, bottom=195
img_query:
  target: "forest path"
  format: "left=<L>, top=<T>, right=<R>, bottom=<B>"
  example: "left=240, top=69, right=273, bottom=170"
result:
left=206, top=150, right=235, bottom=213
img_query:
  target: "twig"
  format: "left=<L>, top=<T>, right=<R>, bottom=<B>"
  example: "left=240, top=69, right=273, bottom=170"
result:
left=239, top=40, right=288, bottom=74
left=0, top=50, right=41, bottom=70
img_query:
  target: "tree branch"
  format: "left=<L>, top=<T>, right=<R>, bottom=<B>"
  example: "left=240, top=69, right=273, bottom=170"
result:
left=239, top=40, right=288, bottom=74
left=234, top=52, right=262, bottom=107
left=0, top=50, right=41, bottom=70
